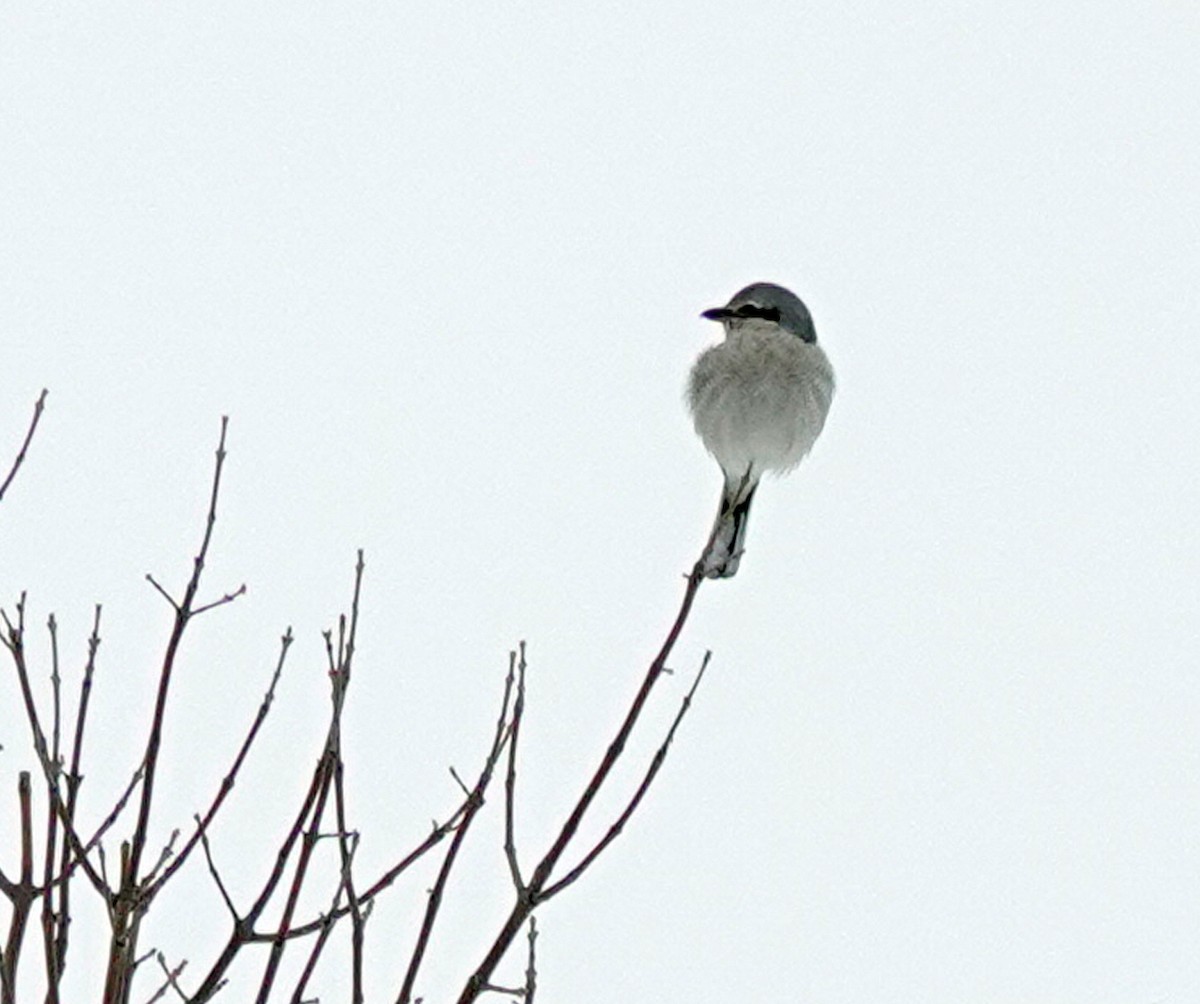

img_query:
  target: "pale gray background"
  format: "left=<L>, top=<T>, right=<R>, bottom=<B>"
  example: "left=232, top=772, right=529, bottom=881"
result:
left=2, top=2, right=1198, bottom=1001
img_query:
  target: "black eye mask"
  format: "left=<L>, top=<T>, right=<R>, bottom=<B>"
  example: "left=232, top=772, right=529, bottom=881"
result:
left=734, top=304, right=781, bottom=322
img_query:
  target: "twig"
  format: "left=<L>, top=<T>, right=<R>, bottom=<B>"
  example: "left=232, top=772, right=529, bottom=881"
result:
left=106, top=416, right=233, bottom=1003
left=479, top=917, right=537, bottom=1002
left=291, top=575, right=368, bottom=1004
left=96, top=845, right=110, bottom=908
left=143, top=952, right=189, bottom=1004
left=290, top=822, right=368, bottom=1004
left=395, top=766, right=492, bottom=1004
left=332, top=765, right=365, bottom=1004
left=190, top=556, right=365, bottom=1004
left=395, top=652, right=518, bottom=1004
left=54, top=604, right=103, bottom=971
left=456, top=562, right=708, bottom=1003
left=261, top=803, right=472, bottom=944
left=524, top=917, right=538, bottom=1004
left=541, top=652, right=711, bottom=899
left=503, top=646, right=526, bottom=892
left=448, top=767, right=470, bottom=798
left=143, top=575, right=179, bottom=612
left=142, top=829, right=180, bottom=887
left=84, top=765, right=145, bottom=855
left=189, top=757, right=329, bottom=1002
left=3, top=595, right=109, bottom=899
left=144, top=629, right=295, bottom=900
left=191, top=584, right=248, bottom=618
left=40, top=613, right=64, bottom=995
left=197, top=824, right=239, bottom=923
left=251, top=749, right=337, bottom=1003
left=1, top=773, right=35, bottom=1004
left=287, top=829, right=355, bottom=1004
left=0, top=388, right=48, bottom=503
left=47, top=613, right=62, bottom=771
left=126, top=416, right=232, bottom=883
left=253, top=556, right=364, bottom=1004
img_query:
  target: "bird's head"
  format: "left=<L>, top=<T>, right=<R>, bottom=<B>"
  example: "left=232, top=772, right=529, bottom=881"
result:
left=702, top=282, right=816, bottom=343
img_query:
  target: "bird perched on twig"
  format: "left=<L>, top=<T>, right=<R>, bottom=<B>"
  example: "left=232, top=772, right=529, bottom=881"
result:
left=687, top=282, right=835, bottom=578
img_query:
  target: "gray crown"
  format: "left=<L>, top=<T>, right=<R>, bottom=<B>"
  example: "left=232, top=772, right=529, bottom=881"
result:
left=702, top=282, right=816, bottom=343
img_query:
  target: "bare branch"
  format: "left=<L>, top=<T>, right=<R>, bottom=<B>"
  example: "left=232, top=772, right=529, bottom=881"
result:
left=288, top=914, right=334, bottom=1004
left=142, top=829, right=180, bottom=887
left=503, top=645, right=526, bottom=893
left=288, top=839, right=353, bottom=1004
left=145, top=629, right=294, bottom=899
left=143, top=952, right=189, bottom=1004
left=143, top=575, right=179, bottom=612
left=290, top=786, right=365, bottom=1004
left=4, top=596, right=109, bottom=899
left=40, top=613, right=64, bottom=993
left=524, top=916, right=538, bottom=1004
left=395, top=651, right=519, bottom=1004
left=448, top=767, right=470, bottom=798
left=191, top=556, right=365, bottom=1004
left=1, top=773, right=35, bottom=1004
left=197, top=824, right=239, bottom=923
left=0, top=388, right=48, bottom=503
left=254, top=556, right=364, bottom=1003
left=103, top=416, right=234, bottom=1002
left=189, top=759, right=329, bottom=1002
left=191, top=584, right=247, bottom=618
left=256, top=808, right=466, bottom=946
left=542, top=651, right=710, bottom=900
left=478, top=917, right=537, bottom=1001
left=243, top=623, right=520, bottom=963
left=126, top=415, right=232, bottom=885
left=47, top=613, right=62, bottom=772
left=96, top=845, right=111, bottom=906
left=4, top=366, right=718, bottom=1004
left=252, top=752, right=337, bottom=1003
left=54, top=603, right=103, bottom=973
left=84, top=764, right=145, bottom=855
left=395, top=781, right=485, bottom=1004
left=456, top=564, right=707, bottom=1004
left=332, top=765, right=365, bottom=1004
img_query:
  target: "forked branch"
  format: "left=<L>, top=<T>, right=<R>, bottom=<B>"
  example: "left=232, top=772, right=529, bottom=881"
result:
left=456, top=563, right=709, bottom=1003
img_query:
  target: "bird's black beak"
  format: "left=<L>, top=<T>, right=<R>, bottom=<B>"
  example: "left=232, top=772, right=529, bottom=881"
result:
left=701, top=307, right=731, bottom=321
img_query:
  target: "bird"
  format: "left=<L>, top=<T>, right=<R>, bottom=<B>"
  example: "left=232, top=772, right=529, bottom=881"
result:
left=687, top=282, right=835, bottom=579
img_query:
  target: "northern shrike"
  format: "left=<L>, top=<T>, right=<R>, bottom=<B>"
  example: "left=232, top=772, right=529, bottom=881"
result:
left=687, top=282, right=835, bottom=578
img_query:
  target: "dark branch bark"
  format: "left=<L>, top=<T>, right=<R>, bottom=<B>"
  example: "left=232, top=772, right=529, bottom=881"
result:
left=4, top=597, right=110, bottom=899
left=394, top=651, right=518, bottom=1004
left=144, top=629, right=294, bottom=900
left=503, top=646, right=526, bottom=893
left=3, top=395, right=719, bottom=1002
left=542, top=651, right=710, bottom=900
left=54, top=605, right=103, bottom=978
left=0, top=388, right=48, bottom=504
left=105, top=417, right=236, bottom=1004
left=126, top=416, right=233, bottom=884
left=1, top=774, right=34, bottom=1004
left=455, top=565, right=707, bottom=1003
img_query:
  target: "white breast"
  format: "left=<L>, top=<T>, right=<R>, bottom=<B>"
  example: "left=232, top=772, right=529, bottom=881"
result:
left=687, top=329, right=835, bottom=479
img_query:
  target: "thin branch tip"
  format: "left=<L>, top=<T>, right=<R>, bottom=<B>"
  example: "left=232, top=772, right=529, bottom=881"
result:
left=0, top=388, right=50, bottom=501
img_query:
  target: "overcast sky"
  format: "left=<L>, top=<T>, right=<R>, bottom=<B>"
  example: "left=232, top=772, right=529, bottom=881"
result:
left=2, top=2, right=1198, bottom=1002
